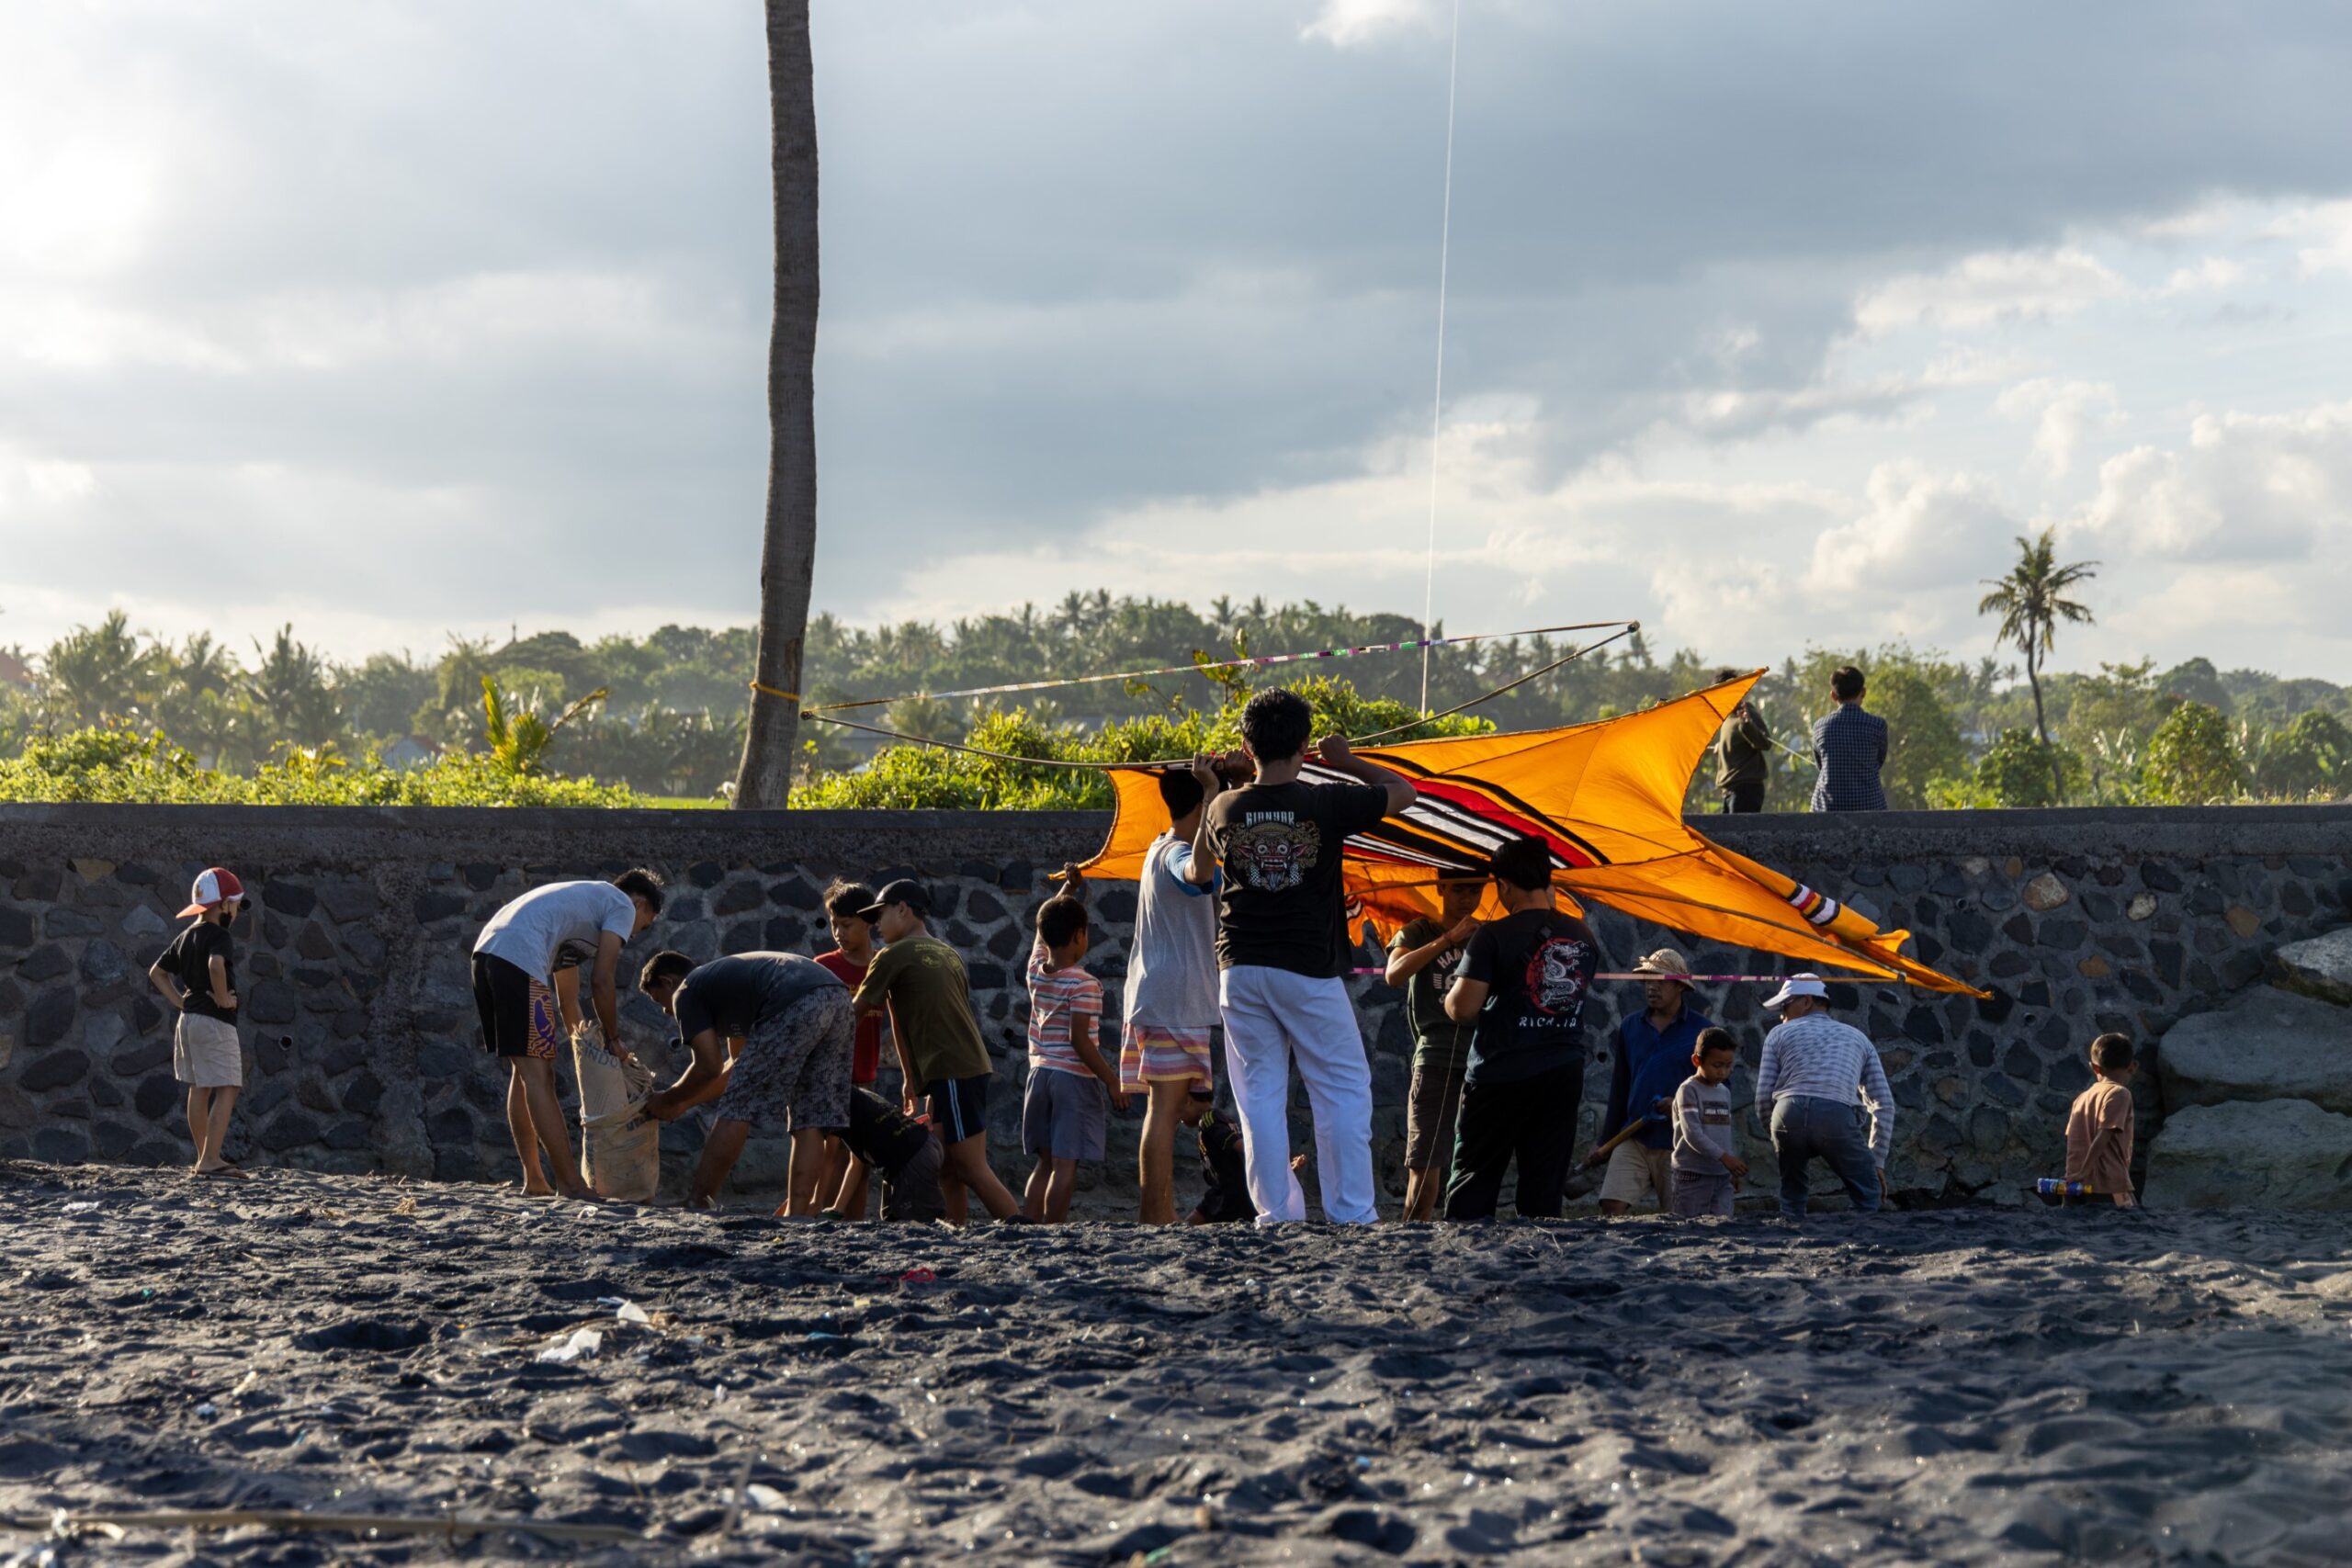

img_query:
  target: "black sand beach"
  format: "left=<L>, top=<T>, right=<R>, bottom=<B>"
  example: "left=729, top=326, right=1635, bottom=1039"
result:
left=4, top=1163, right=2349, bottom=1564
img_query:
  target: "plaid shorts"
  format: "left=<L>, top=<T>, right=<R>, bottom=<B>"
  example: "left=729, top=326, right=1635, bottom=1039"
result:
left=1120, top=1023, right=1214, bottom=1093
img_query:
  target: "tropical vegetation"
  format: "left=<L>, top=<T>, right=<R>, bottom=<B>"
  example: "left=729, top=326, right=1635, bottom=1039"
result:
left=0, top=593, right=2345, bottom=809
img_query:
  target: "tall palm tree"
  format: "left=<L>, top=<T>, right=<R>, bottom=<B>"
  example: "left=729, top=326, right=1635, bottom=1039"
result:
left=734, top=0, right=821, bottom=808
left=1978, top=528, right=2098, bottom=802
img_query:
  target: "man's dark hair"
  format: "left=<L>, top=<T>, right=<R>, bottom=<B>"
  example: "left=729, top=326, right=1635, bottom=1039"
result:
left=1714, top=669, right=1744, bottom=686
left=1489, top=834, right=1555, bottom=894
left=2090, top=1032, right=2134, bottom=1072
left=1156, top=768, right=1205, bottom=819
left=1694, top=1025, right=1737, bottom=1061
left=824, top=880, right=876, bottom=921
left=1035, top=895, right=1088, bottom=950
left=639, top=950, right=695, bottom=991
left=1239, top=688, right=1313, bottom=763
left=1830, top=666, right=1866, bottom=703
left=613, top=867, right=666, bottom=913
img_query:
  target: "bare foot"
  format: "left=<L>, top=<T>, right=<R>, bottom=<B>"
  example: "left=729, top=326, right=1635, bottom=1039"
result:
left=196, top=1163, right=252, bottom=1179
left=521, top=1181, right=557, bottom=1197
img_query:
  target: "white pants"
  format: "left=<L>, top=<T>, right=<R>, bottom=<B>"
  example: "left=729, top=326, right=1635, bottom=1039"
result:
left=1218, top=965, right=1377, bottom=1225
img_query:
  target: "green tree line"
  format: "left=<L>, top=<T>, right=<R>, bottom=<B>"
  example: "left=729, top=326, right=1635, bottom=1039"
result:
left=3, top=592, right=2346, bottom=807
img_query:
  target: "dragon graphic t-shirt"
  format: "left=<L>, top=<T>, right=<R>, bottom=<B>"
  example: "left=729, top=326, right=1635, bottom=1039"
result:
left=1204, top=779, right=1393, bottom=977
left=1457, top=905, right=1601, bottom=1086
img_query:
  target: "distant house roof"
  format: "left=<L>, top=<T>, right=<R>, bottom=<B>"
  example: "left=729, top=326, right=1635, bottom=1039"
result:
left=0, top=649, right=30, bottom=690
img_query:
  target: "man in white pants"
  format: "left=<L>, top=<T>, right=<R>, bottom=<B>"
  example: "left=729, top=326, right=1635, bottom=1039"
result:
left=1185, top=687, right=1415, bottom=1224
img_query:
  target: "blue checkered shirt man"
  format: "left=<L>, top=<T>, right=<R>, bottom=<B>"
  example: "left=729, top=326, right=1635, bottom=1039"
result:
left=1809, top=704, right=1889, bottom=812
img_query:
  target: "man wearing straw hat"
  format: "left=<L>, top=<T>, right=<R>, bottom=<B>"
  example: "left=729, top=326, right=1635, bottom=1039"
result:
left=1756, top=973, right=1894, bottom=1215
left=1591, top=948, right=1717, bottom=1215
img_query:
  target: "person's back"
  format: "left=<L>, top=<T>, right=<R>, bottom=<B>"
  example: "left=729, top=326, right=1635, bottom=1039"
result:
left=1809, top=665, right=1888, bottom=813
left=1194, top=687, right=1416, bottom=1226
left=2064, top=1032, right=2138, bottom=1207
left=1756, top=976, right=1893, bottom=1216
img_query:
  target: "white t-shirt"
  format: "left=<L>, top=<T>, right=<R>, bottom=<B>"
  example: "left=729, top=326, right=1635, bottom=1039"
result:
left=472, top=881, right=637, bottom=985
left=1122, top=834, right=1219, bottom=1032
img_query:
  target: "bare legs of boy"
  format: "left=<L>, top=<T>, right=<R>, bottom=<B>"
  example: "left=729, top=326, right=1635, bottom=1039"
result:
left=940, top=1134, right=1020, bottom=1224
left=507, top=1058, right=594, bottom=1200
left=1023, top=1154, right=1080, bottom=1222
left=695, top=1122, right=828, bottom=1213
left=1137, top=1080, right=1189, bottom=1224
left=186, top=1086, right=243, bottom=1177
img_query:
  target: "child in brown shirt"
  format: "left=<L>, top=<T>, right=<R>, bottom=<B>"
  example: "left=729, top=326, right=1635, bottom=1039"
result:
left=2064, top=1032, right=2137, bottom=1207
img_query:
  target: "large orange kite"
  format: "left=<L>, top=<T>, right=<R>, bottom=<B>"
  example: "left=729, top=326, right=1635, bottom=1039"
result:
left=1080, top=671, right=1984, bottom=997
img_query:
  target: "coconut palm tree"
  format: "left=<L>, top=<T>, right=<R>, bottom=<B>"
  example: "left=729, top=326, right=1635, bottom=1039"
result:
left=1978, top=529, right=2098, bottom=802
left=733, top=0, right=821, bottom=808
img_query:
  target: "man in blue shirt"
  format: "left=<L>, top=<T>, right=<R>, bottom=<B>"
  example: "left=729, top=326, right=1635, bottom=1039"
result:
left=1809, top=665, right=1889, bottom=812
left=1590, top=949, right=1716, bottom=1215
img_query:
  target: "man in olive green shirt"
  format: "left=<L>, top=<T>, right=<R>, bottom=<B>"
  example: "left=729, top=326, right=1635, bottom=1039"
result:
left=1713, top=669, right=1773, bottom=814
left=852, top=880, right=1022, bottom=1224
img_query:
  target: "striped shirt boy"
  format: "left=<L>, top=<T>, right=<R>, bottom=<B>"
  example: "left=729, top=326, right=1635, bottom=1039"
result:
left=1755, top=1010, right=1895, bottom=1166
left=1026, top=938, right=1103, bottom=1077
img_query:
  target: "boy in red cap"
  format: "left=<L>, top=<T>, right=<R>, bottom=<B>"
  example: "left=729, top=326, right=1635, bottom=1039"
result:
left=145, top=867, right=252, bottom=1178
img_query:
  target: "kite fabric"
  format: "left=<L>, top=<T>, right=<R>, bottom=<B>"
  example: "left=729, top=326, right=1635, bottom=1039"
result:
left=1079, top=672, right=1985, bottom=998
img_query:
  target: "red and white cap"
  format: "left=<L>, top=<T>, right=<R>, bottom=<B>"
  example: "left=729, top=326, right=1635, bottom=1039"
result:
left=178, top=866, right=247, bottom=918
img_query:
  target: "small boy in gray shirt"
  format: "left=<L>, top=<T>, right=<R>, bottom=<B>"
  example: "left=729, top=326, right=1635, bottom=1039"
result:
left=1670, top=1027, right=1747, bottom=1216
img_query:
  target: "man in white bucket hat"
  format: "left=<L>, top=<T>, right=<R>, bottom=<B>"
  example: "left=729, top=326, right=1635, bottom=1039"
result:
left=1755, top=973, right=1894, bottom=1216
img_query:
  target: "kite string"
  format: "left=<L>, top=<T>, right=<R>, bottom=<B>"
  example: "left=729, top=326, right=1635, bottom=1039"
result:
left=800, top=624, right=1639, bottom=769
left=1420, top=0, right=1464, bottom=715
left=802, top=619, right=1632, bottom=714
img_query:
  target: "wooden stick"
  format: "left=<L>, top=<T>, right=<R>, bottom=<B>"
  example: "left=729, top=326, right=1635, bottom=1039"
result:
left=1588, top=1118, right=1648, bottom=1162
left=10, top=1509, right=642, bottom=1545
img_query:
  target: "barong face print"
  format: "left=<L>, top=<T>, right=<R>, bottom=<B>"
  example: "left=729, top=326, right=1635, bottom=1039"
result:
left=1228, top=817, right=1322, bottom=893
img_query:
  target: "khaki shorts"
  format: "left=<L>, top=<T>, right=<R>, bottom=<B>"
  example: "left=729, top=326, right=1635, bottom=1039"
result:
left=1600, top=1140, right=1672, bottom=1208
left=174, top=1013, right=244, bottom=1089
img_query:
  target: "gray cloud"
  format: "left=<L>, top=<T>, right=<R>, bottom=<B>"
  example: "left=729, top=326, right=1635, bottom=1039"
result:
left=4, top=1, right=2351, bottom=667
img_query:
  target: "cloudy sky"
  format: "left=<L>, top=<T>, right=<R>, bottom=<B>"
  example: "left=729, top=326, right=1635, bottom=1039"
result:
left=4, top=0, right=2351, bottom=679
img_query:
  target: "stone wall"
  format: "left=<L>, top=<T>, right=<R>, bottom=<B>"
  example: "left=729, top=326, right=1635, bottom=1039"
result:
left=1, top=802, right=2346, bottom=1207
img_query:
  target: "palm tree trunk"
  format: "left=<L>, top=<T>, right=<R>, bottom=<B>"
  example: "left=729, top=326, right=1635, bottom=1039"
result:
left=2026, top=641, right=2063, bottom=804
left=733, top=0, right=821, bottom=809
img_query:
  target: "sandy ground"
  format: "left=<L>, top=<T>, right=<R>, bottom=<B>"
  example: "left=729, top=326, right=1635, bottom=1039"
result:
left=4, top=1164, right=2350, bottom=1565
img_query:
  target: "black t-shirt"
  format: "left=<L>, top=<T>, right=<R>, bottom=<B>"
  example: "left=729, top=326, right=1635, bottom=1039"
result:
left=163, top=921, right=237, bottom=1022
left=1204, top=779, right=1391, bottom=977
left=671, top=953, right=841, bottom=1046
left=842, top=1088, right=931, bottom=1179
left=1194, top=1110, right=1255, bottom=1223
left=1457, top=906, right=1600, bottom=1086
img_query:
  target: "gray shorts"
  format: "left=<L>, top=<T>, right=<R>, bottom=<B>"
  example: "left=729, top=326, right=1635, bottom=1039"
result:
left=881, top=1136, right=946, bottom=1223
left=715, top=987, right=854, bottom=1134
left=174, top=1014, right=243, bottom=1089
left=1022, top=1067, right=1108, bottom=1161
left=1671, top=1168, right=1736, bottom=1217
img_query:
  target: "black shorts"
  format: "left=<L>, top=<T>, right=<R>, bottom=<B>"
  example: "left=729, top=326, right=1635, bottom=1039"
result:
left=924, top=1074, right=991, bottom=1145
left=1193, top=1185, right=1255, bottom=1224
left=471, top=952, right=559, bottom=1060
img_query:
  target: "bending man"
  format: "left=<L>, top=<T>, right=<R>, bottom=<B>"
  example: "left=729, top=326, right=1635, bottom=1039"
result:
left=470, top=870, right=663, bottom=1199
left=639, top=949, right=854, bottom=1213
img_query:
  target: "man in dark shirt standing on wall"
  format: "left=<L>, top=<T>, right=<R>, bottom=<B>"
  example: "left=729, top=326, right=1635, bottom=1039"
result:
left=1713, top=669, right=1773, bottom=814
left=1441, top=834, right=1602, bottom=1222
left=1810, top=664, right=1889, bottom=812
left=1184, top=687, right=1416, bottom=1225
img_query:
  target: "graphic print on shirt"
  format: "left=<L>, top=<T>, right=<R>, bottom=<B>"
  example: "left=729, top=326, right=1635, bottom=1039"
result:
left=1226, top=815, right=1322, bottom=893
left=1523, top=934, right=1595, bottom=1017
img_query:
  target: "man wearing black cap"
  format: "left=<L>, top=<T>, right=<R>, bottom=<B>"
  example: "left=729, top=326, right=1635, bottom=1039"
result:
left=849, top=879, right=1022, bottom=1224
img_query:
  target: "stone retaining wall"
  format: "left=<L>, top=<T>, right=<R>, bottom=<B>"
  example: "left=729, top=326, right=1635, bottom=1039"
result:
left=2, top=803, right=2346, bottom=1206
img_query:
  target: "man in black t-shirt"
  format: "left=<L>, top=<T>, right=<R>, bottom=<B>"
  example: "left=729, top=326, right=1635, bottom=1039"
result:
left=1441, top=834, right=1601, bottom=1221
left=1182, top=687, right=1416, bottom=1224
